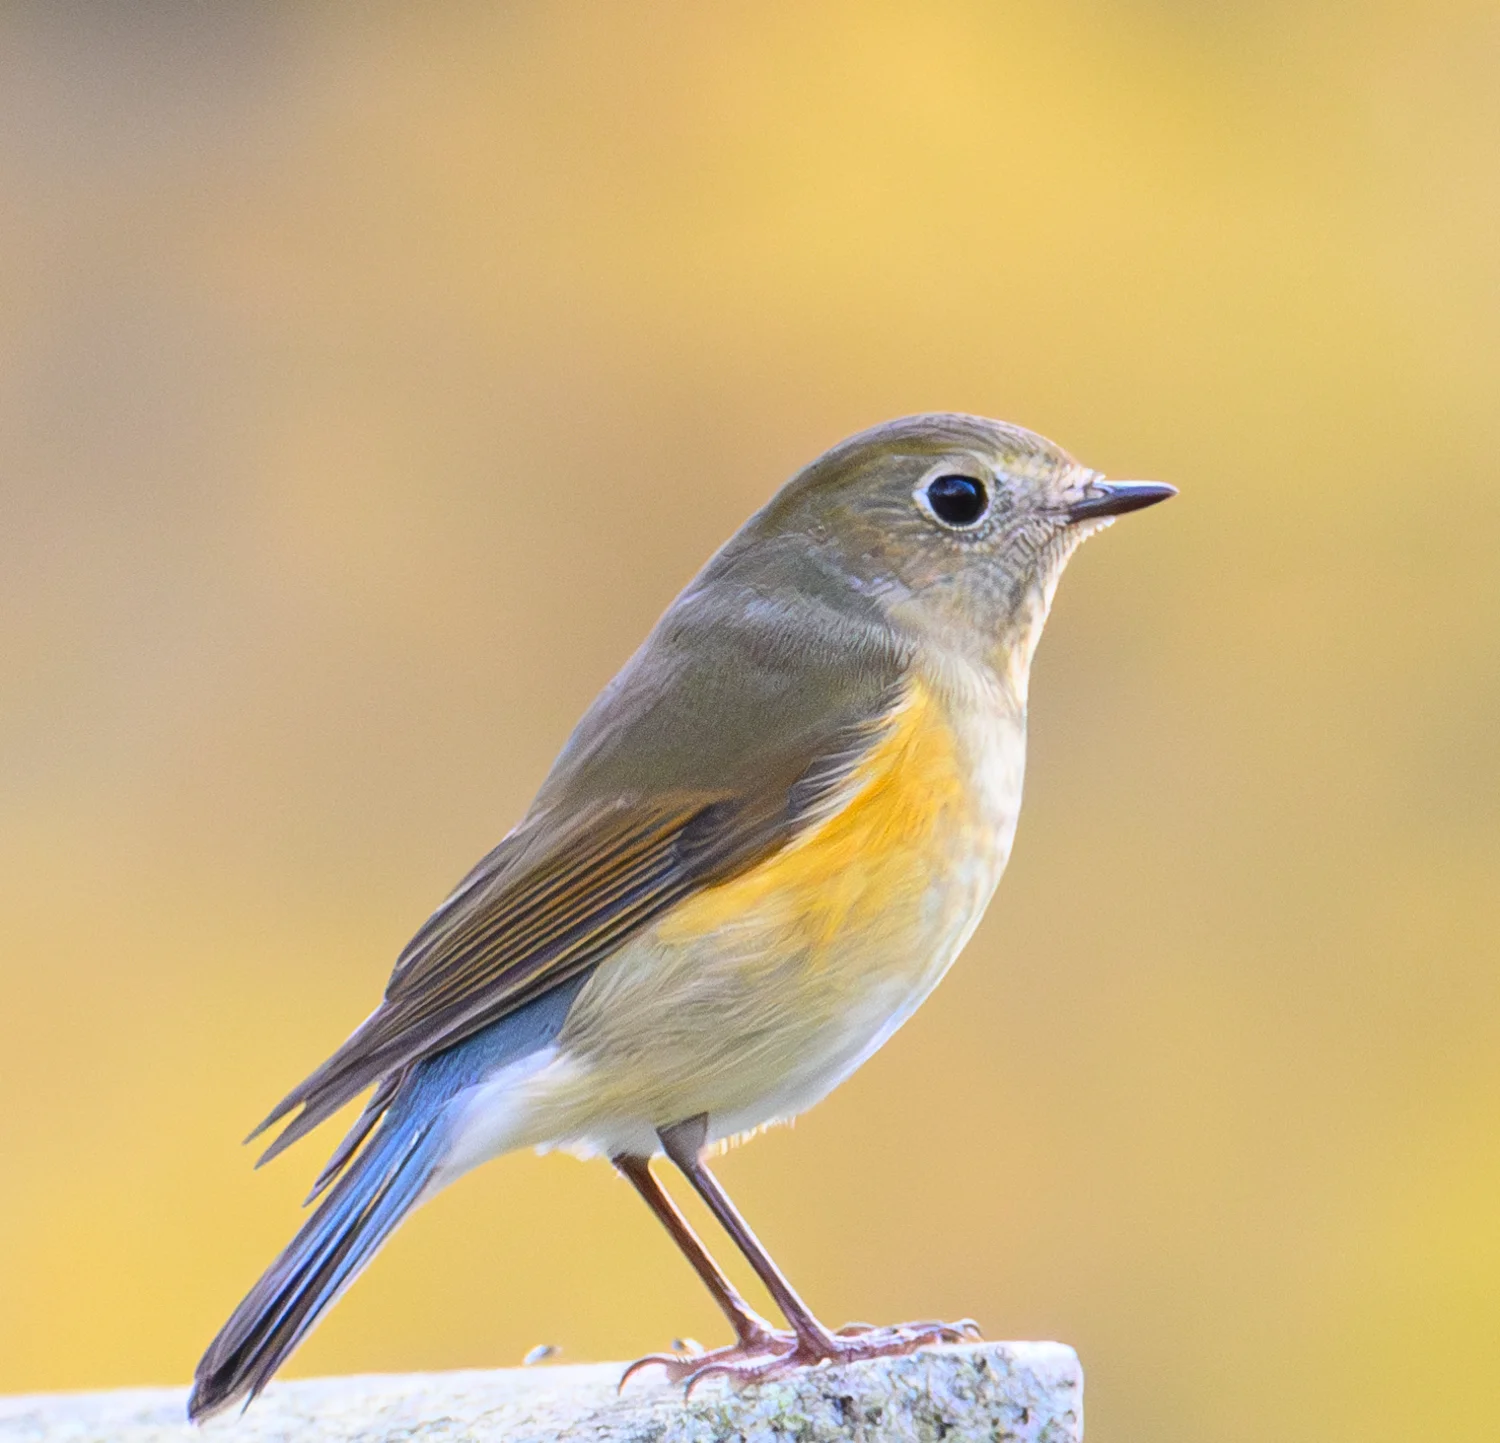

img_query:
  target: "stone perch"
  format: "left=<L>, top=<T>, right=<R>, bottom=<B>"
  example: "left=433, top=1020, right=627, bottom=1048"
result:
left=0, top=1341, right=1081, bottom=1442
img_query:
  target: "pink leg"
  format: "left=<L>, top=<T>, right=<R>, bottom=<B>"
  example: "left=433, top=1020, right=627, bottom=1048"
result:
left=657, top=1116, right=981, bottom=1394
left=613, top=1152, right=794, bottom=1388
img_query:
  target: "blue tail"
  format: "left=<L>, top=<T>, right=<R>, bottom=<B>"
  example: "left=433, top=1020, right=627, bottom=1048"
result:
left=188, top=1095, right=448, bottom=1420
left=189, top=975, right=587, bottom=1422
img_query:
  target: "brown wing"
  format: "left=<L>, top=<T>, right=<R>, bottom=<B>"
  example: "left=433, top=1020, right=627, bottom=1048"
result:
left=250, top=684, right=906, bottom=1172
left=249, top=534, right=911, bottom=1176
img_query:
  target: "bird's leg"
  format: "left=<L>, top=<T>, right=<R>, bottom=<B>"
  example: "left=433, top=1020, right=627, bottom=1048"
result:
left=657, top=1116, right=831, bottom=1354
left=613, top=1152, right=793, bottom=1389
left=657, top=1114, right=982, bottom=1393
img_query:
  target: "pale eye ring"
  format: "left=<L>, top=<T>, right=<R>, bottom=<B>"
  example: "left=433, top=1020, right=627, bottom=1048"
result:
left=922, top=473, right=989, bottom=528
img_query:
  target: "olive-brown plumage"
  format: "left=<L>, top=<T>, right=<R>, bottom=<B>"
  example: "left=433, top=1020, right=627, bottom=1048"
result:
left=191, top=414, right=1172, bottom=1419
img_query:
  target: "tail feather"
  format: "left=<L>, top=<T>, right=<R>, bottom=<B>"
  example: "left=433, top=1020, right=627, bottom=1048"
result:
left=303, top=1072, right=403, bottom=1205
left=194, top=974, right=590, bottom=1423
left=188, top=1113, right=446, bottom=1422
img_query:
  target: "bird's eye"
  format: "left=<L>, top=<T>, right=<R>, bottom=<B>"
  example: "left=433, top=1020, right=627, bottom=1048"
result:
left=923, top=473, right=989, bottom=528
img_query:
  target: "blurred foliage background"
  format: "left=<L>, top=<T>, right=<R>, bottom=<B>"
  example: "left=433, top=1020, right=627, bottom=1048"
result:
left=0, top=4, right=1497, bottom=1441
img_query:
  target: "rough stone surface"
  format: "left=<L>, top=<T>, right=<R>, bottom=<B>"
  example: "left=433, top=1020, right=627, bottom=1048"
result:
left=0, top=1342, right=1081, bottom=1442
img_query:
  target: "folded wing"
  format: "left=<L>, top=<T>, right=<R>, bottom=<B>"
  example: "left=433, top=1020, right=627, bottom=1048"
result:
left=249, top=569, right=911, bottom=1186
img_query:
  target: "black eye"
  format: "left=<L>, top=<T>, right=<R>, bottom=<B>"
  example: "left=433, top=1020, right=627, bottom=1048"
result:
left=924, top=473, right=988, bottom=528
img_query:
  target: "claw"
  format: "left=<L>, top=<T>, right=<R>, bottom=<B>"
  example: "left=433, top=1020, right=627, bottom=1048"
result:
left=618, top=1351, right=684, bottom=1392
left=681, top=1350, right=791, bottom=1397
left=624, top=1317, right=981, bottom=1394
left=621, top=1327, right=798, bottom=1394
left=669, top=1318, right=985, bottom=1392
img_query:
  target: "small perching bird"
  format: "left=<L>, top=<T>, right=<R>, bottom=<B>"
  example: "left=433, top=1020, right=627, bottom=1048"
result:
left=189, top=413, right=1173, bottom=1418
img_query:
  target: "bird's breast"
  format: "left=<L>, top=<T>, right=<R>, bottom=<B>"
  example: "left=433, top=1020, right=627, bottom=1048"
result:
left=656, top=671, right=1020, bottom=962
left=537, top=671, right=1026, bottom=1153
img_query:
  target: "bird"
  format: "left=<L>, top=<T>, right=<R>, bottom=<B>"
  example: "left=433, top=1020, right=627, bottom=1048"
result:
left=188, top=412, right=1173, bottom=1419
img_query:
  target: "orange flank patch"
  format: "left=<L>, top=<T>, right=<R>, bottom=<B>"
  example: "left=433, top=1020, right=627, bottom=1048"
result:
left=656, top=680, right=970, bottom=956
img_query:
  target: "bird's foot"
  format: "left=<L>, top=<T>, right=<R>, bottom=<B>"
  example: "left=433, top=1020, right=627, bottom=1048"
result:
left=673, top=1317, right=982, bottom=1395
left=619, top=1324, right=797, bottom=1391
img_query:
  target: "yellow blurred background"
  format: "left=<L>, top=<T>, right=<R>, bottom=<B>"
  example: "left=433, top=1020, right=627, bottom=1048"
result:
left=1, top=3, right=1496, bottom=1440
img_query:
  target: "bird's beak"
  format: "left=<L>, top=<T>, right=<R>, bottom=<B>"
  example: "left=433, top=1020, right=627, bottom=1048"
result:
left=1066, top=480, right=1177, bottom=523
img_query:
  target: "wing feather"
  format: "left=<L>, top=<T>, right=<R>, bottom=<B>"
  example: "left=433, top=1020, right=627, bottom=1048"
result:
left=252, top=800, right=714, bottom=1162
left=248, top=563, right=912, bottom=1184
